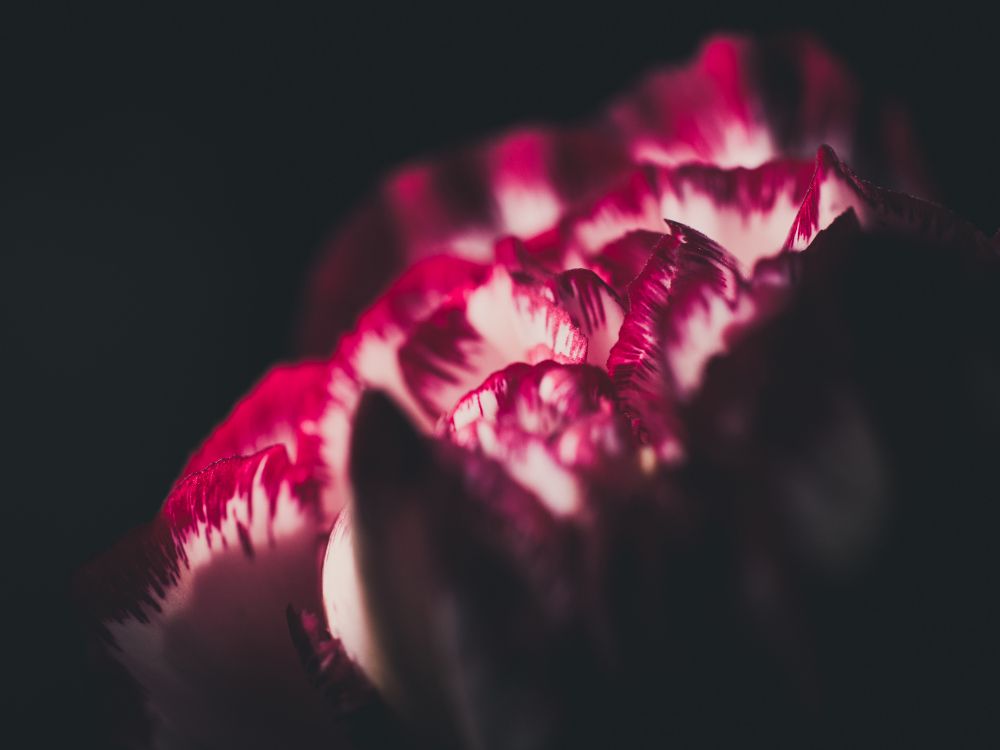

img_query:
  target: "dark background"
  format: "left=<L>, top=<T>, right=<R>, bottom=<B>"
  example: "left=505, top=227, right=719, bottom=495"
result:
left=2, top=3, right=995, bottom=745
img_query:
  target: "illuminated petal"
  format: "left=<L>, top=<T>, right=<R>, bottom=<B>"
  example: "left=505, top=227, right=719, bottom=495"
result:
left=399, top=267, right=588, bottom=420
left=179, top=360, right=332, bottom=481
left=607, top=224, right=740, bottom=456
left=654, top=159, right=814, bottom=273
left=78, top=448, right=350, bottom=749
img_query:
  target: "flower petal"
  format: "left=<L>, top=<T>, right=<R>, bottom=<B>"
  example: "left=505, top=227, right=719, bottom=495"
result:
left=301, top=127, right=628, bottom=355
left=654, top=159, right=815, bottom=273
left=77, top=447, right=351, bottom=749
left=609, top=34, right=857, bottom=168
left=443, top=361, right=631, bottom=515
left=179, top=360, right=332, bottom=480
left=561, top=158, right=816, bottom=283
left=677, top=227, right=1000, bottom=736
left=398, top=266, right=588, bottom=420
left=785, top=146, right=995, bottom=255
left=345, top=390, right=589, bottom=747
left=607, top=223, right=740, bottom=456
left=546, top=269, right=626, bottom=368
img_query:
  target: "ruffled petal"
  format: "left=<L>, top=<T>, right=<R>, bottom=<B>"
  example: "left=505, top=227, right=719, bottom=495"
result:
left=607, top=223, right=740, bottom=457
left=442, top=361, right=632, bottom=515
left=654, top=159, right=815, bottom=273
left=301, top=127, right=628, bottom=355
left=179, top=360, right=333, bottom=482
left=559, top=158, right=815, bottom=282
left=608, top=34, right=857, bottom=168
left=545, top=270, right=626, bottom=368
left=398, top=266, right=588, bottom=420
left=77, top=447, right=352, bottom=749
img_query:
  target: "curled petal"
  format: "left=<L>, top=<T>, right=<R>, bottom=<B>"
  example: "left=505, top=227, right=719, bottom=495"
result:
left=608, top=224, right=740, bottom=456
left=445, top=362, right=632, bottom=515
left=445, top=361, right=614, bottom=440
left=546, top=269, right=626, bottom=367
left=399, top=266, right=588, bottom=420
left=77, top=448, right=352, bottom=748
left=589, top=229, right=671, bottom=295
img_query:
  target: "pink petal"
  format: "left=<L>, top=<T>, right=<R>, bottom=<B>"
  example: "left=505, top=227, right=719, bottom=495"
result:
left=546, top=269, right=626, bottom=367
left=398, top=266, right=588, bottom=420
left=300, top=127, right=627, bottom=356
left=608, top=34, right=857, bottom=168
left=607, top=223, right=740, bottom=457
left=654, top=158, right=815, bottom=273
left=443, top=361, right=632, bottom=513
left=589, top=229, right=672, bottom=294
left=77, top=447, right=352, bottom=748
left=179, top=360, right=332, bottom=482
left=561, top=158, right=815, bottom=284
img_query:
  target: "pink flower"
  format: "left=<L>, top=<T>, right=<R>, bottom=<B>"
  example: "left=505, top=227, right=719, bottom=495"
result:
left=79, top=34, right=999, bottom=748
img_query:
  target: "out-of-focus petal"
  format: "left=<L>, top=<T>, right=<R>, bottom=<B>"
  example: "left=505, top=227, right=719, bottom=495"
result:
left=301, top=127, right=628, bottom=355
left=608, top=34, right=857, bottom=168
left=654, top=159, right=814, bottom=273
left=77, top=447, right=352, bottom=749
left=345, top=391, right=591, bottom=748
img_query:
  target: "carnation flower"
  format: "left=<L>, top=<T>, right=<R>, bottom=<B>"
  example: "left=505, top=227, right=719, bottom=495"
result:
left=79, top=34, right=999, bottom=748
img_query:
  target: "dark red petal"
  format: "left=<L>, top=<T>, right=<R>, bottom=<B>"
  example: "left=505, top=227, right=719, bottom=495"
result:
left=398, top=267, right=588, bottom=420
left=608, top=34, right=857, bottom=168
left=607, top=223, right=740, bottom=456
left=676, top=228, right=1000, bottom=738
left=77, top=447, right=352, bottom=748
left=346, top=391, right=588, bottom=746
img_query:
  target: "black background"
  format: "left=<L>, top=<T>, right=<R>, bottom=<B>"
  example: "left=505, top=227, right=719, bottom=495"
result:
left=2, top=3, right=996, bottom=745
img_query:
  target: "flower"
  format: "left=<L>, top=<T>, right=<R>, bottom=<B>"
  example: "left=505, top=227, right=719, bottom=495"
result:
left=79, top=34, right=999, bottom=748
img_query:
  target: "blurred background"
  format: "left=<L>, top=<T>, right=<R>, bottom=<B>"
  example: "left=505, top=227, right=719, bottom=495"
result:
left=2, top=3, right=995, bottom=745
